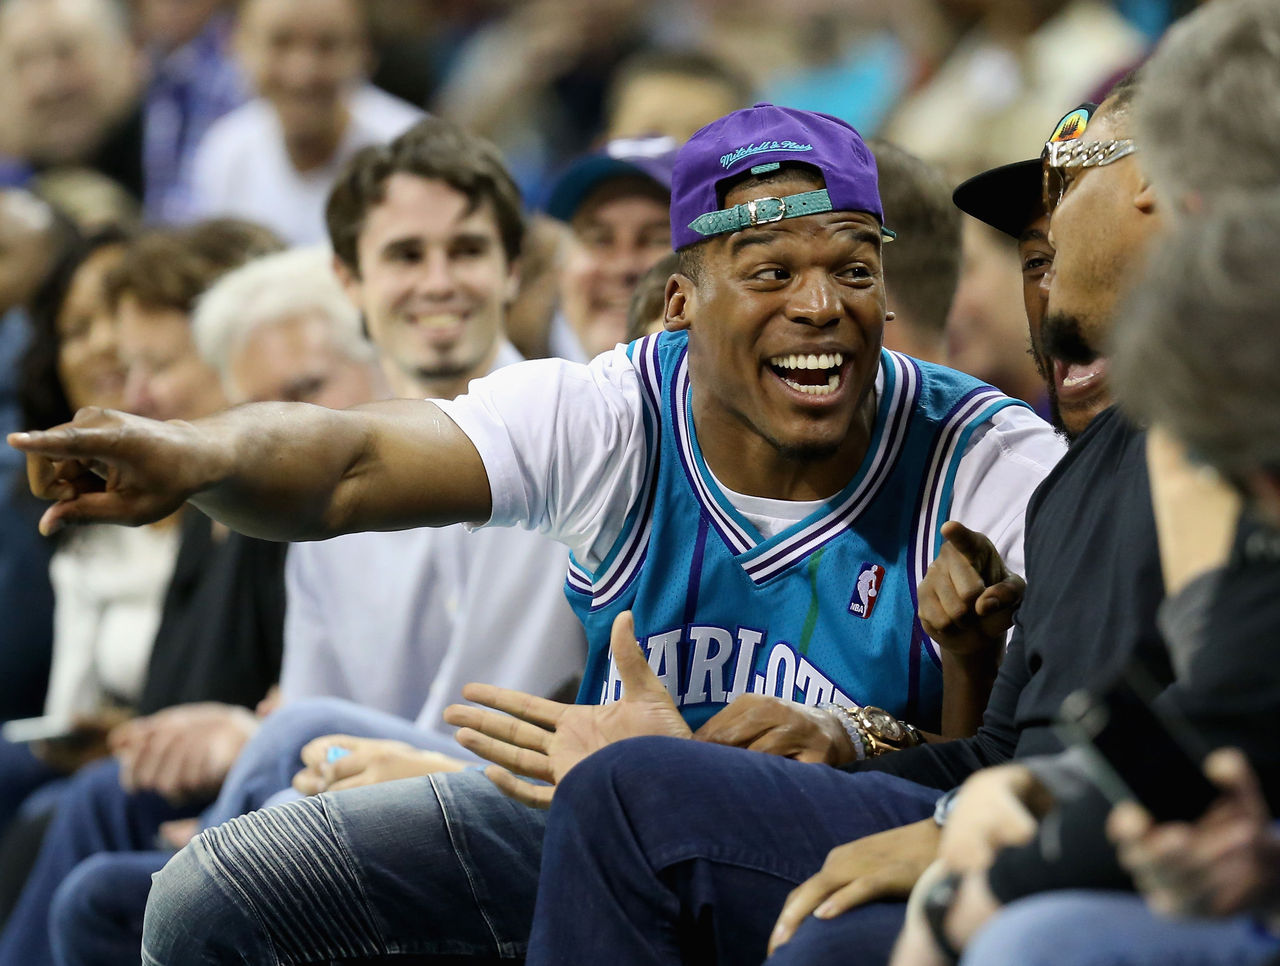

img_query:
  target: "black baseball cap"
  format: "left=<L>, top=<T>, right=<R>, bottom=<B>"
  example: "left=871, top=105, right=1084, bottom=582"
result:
left=952, top=103, right=1096, bottom=237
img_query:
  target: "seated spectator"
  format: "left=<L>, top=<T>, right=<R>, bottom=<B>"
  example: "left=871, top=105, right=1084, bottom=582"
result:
left=0, top=0, right=145, bottom=201
left=0, top=227, right=172, bottom=924
left=455, top=87, right=1149, bottom=966
left=188, top=0, right=421, bottom=244
left=543, top=136, right=675, bottom=360
left=869, top=139, right=961, bottom=368
left=0, top=191, right=72, bottom=723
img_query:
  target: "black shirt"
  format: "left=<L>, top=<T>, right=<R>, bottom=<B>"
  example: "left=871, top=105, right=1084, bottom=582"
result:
left=849, top=406, right=1169, bottom=789
left=137, top=509, right=286, bottom=715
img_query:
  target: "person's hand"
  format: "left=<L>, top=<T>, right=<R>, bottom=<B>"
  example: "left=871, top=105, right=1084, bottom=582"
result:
left=110, top=703, right=259, bottom=803
left=937, top=764, right=1055, bottom=873
left=768, top=817, right=941, bottom=955
left=1109, top=748, right=1280, bottom=920
left=890, top=862, right=1002, bottom=966
left=693, top=694, right=856, bottom=765
left=291, top=735, right=468, bottom=795
left=7, top=407, right=224, bottom=535
left=31, top=707, right=132, bottom=773
left=443, top=611, right=692, bottom=808
left=918, top=521, right=1024, bottom=660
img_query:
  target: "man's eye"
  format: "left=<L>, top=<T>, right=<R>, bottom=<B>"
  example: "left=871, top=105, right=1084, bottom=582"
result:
left=752, top=267, right=789, bottom=281
left=840, top=265, right=873, bottom=280
left=1022, top=255, right=1052, bottom=274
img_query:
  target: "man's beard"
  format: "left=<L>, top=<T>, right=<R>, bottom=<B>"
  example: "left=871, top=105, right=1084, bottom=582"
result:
left=1041, top=311, right=1098, bottom=366
left=1039, top=311, right=1101, bottom=442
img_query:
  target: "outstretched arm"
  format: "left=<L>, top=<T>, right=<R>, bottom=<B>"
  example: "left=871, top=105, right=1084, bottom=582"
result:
left=8, top=399, right=492, bottom=541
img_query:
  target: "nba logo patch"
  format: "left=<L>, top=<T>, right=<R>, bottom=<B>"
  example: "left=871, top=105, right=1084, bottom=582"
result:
left=849, top=563, right=885, bottom=619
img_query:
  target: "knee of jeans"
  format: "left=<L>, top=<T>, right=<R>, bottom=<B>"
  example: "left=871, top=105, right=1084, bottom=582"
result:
left=50, top=855, right=106, bottom=935
left=557, top=736, right=694, bottom=811
left=142, top=844, right=227, bottom=964
left=259, top=695, right=355, bottom=741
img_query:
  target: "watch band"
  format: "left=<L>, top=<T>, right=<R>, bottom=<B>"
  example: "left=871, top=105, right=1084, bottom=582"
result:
left=818, top=703, right=866, bottom=761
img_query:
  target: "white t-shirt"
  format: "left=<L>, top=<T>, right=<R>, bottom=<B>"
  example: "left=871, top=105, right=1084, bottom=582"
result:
left=45, top=523, right=181, bottom=720
left=435, top=344, right=1066, bottom=583
left=188, top=84, right=423, bottom=244
left=278, top=343, right=587, bottom=732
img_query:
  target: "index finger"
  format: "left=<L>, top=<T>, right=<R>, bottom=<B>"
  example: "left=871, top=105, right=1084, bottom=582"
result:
left=769, top=874, right=837, bottom=955
left=457, top=683, right=564, bottom=729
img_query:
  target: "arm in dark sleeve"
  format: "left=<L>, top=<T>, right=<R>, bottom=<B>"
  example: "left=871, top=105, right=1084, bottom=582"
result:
left=841, top=615, right=1032, bottom=790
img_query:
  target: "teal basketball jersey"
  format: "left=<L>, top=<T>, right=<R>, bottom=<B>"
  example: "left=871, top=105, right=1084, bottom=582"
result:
left=567, top=331, right=1027, bottom=731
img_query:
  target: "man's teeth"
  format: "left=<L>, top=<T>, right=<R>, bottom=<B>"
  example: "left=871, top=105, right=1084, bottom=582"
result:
left=414, top=314, right=462, bottom=329
left=769, top=352, right=844, bottom=371
left=768, top=352, right=844, bottom=396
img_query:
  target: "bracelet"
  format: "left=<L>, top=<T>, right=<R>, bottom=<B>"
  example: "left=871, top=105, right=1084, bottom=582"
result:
left=818, top=703, right=867, bottom=761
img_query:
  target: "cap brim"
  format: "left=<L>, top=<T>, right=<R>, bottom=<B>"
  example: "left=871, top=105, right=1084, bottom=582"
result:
left=545, top=156, right=670, bottom=222
left=952, top=159, right=1044, bottom=238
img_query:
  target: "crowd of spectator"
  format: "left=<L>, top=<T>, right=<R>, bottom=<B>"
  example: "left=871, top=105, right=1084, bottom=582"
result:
left=0, top=0, right=1276, bottom=964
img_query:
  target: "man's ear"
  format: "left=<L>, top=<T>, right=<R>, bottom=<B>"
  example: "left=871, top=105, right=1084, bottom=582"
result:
left=1135, top=175, right=1158, bottom=215
left=332, top=253, right=361, bottom=304
left=664, top=274, right=694, bottom=331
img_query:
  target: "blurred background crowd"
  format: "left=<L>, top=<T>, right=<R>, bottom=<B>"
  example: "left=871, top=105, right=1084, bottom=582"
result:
left=0, top=0, right=1236, bottom=961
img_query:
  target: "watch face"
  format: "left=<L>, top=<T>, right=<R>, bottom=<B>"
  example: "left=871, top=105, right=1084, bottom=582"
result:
left=863, top=707, right=904, bottom=741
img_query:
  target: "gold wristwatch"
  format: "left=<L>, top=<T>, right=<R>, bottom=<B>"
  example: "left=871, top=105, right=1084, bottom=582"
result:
left=851, top=705, right=923, bottom=756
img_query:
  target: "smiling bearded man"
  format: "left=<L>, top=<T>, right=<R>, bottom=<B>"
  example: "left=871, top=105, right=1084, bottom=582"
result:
left=11, top=105, right=1062, bottom=964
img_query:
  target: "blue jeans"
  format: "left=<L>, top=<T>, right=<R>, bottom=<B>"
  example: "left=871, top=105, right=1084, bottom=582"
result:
left=962, top=891, right=1280, bottom=966
left=142, top=768, right=546, bottom=964
left=50, top=852, right=166, bottom=966
left=0, top=759, right=191, bottom=966
left=16, top=699, right=460, bottom=966
left=526, top=736, right=941, bottom=966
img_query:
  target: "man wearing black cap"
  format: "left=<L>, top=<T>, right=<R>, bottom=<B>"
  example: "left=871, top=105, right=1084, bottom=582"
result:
left=953, top=103, right=1096, bottom=439
left=9, top=104, right=1062, bottom=964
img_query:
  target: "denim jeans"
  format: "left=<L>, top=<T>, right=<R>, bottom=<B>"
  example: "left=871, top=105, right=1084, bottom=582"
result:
left=142, top=768, right=547, bottom=964
left=962, top=891, right=1280, bottom=966
left=0, top=759, right=191, bottom=966
left=526, top=736, right=942, bottom=966
left=12, top=699, right=464, bottom=966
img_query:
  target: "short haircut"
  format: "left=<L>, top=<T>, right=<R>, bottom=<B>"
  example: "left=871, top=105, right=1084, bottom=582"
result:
left=868, top=139, right=961, bottom=336
left=606, top=48, right=754, bottom=122
left=326, top=117, right=525, bottom=273
left=626, top=250, right=679, bottom=342
left=1101, top=67, right=1142, bottom=121
left=1135, top=0, right=1280, bottom=204
left=193, top=247, right=375, bottom=389
left=1112, top=190, right=1280, bottom=480
left=105, top=219, right=284, bottom=315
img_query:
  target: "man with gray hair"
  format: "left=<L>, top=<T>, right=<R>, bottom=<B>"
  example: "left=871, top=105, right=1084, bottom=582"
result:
left=193, top=246, right=382, bottom=408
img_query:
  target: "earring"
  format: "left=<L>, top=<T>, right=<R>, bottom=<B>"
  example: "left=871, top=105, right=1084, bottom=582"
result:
left=885, top=311, right=896, bottom=322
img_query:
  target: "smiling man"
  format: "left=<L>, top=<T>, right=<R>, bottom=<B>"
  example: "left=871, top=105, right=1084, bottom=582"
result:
left=9, top=105, right=1062, bottom=963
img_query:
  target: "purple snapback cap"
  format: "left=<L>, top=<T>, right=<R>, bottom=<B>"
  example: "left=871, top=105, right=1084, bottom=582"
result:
left=544, top=136, right=678, bottom=222
left=670, top=103, right=892, bottom=251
